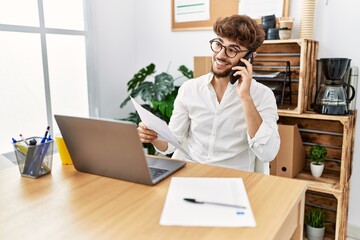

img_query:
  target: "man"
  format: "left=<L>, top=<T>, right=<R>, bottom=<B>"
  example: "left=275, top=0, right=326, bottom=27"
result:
left=137, top=14, right=280, bottom=172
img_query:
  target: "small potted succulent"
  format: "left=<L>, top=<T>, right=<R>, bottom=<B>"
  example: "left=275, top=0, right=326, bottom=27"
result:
left=309, top=145, right=327, bottom=177
left=279, top=27, right=292, bottom=40
left=306, top=207, right=326, bottom=240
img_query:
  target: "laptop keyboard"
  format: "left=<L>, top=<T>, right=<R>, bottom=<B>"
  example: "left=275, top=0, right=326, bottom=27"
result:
left=149, top=167, right=169, bottom=179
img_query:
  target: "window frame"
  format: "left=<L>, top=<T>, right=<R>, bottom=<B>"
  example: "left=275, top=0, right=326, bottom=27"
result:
left=0, top=0, right=95, bottom=155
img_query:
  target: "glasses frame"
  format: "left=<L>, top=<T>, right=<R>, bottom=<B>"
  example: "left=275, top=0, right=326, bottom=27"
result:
left=209, top=38, right=249, bottom=58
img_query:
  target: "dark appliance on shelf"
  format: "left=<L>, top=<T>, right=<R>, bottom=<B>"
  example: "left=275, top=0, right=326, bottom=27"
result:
left=315, top=58, right=356, bottom=115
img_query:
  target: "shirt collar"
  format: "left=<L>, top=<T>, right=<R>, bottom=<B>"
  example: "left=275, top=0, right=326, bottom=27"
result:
left=205, top=72, right=239, bottom=89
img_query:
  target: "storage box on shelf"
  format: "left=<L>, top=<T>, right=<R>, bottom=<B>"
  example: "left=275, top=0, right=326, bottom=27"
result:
left=270, top=124, right=306, bottom=178
left=256, top=39, right=318, bottom=114
left=277, top=111, right=356, bottom=240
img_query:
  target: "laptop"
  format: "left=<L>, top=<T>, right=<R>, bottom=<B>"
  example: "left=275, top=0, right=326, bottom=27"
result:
left=54, top=115, right=186, bottom=185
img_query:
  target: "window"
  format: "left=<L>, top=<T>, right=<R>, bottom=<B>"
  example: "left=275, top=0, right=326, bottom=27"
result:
left=0, top=0, right=90, bottom=154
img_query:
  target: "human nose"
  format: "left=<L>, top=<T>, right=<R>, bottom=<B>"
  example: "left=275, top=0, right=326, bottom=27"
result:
left=217, top=45, right=228, bottom=57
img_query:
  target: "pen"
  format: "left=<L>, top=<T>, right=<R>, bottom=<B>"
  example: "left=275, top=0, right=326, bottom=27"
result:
left=41, top=126, right=50, bottom=143
left=19, top=134, right=29, bottom=145
left=183, top=198, right=246, bottom=209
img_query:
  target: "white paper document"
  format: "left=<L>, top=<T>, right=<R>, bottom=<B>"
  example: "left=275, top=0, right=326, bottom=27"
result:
left=160, top=177, right=256, bottom=227
left=130, top=97, right=191, bottom=159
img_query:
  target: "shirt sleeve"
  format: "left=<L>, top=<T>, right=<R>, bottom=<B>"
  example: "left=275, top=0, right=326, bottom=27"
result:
left=247, top=88, right=280, bottom=162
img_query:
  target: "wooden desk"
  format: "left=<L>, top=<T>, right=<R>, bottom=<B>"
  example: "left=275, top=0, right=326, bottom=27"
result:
left=0, top=157, right=307, bottom=240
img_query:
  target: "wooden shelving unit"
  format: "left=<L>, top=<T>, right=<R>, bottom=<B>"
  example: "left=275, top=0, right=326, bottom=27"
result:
left=277, top=111, right=356, bottom=239
left=258, top=40, right=354, bottom=239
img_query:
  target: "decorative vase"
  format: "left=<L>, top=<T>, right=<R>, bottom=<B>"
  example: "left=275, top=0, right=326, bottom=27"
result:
left=279, top=29, right=292, bottom=40
left=279, top=17, right=294, bottom=30
left=307, top=225, right=325, bottom=240
left=310, top=162, right=324, bottom=177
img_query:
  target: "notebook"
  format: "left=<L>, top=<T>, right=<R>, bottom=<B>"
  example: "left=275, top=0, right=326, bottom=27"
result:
left=54, top=115, right=186, bottom=185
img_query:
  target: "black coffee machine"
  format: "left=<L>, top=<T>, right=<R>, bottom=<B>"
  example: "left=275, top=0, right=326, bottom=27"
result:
left=315, top=58, right=355, bottom=115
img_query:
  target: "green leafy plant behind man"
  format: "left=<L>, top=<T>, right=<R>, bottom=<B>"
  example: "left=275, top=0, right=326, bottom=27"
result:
left=120, top=63, right=193, bottom=154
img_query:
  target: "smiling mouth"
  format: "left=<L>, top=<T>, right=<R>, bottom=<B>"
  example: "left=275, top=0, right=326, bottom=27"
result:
left=212, top=58, right=232, bottom=78
left=215, top=57, right=230, bottom=67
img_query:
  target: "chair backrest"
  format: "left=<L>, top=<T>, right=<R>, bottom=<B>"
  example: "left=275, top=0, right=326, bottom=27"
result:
left=255, top=157, right=270, bottom=175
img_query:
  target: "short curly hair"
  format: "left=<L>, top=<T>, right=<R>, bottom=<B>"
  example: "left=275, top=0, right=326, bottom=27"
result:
left=213, top=14, right=265, bottom=51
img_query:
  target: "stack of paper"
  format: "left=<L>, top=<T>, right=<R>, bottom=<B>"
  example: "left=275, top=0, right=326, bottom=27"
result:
left=160, top=177, right=256, bottom=227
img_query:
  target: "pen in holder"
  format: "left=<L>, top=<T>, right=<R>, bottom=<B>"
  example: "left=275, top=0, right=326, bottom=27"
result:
left=13, top=137, right=54, bottom=178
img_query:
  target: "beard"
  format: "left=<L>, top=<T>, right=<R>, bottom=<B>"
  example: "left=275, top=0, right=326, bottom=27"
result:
left=211, top=64, right=232, bottom=78
left=211, top=56, right=234, bottom=78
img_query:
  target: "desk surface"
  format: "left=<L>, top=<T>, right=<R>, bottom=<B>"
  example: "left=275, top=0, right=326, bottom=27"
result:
left=0, top=156, right=307, bottom=240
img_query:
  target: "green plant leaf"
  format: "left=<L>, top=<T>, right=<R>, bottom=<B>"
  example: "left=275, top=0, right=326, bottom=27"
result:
left=151, top=88, right=178, bottom=122
left=120, top=63, right=156, bottom=108
left=152, top=72, right=174, bottom=101
left=118, top=64, right=193, bottom=156
left=309, top=145, right=327, bottom=165
left=306, top=207, right=326, bottom=228
left=127, top=63, right=156, bottom=92
left=178, top=65, right=194, bottom=79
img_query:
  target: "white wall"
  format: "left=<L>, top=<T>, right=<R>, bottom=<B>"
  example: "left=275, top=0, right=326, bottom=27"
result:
left=89, top=0, right=360, bottom=231
left=313, top=0, right=360, bottom=232
left=88, top=0, right=136, bottom=119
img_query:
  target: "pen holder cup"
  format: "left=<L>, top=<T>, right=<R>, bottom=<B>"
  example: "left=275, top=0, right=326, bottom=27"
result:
left=13, top=137, right=54, bottom=178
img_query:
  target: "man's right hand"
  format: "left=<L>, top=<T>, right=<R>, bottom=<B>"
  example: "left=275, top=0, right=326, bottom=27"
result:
left=137, top=122, right=169, bottom=152
left=137, top=122, right=158, bottom=143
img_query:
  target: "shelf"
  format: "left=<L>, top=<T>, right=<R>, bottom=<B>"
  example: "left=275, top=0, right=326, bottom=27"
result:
left=295, top=172, right=341, bottom=195
left=263, top=38, right=312, bottom=44
left=278, top=112, right=355, bottom=190
left=278, top=111, right=354, bottom=124
left=256, top=39, right=318, bottom=114
left=253, top=60, right=292, bottom=108
left=276, top=111, right=355, bottom=240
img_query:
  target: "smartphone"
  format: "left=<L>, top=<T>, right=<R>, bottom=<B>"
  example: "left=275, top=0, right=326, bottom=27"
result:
left=229, top=51, right=254, bottom=84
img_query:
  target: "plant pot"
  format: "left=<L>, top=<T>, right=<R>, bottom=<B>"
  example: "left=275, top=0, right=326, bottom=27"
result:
left=279, top=20, right=293, bottom=30
left=310, top=162, right=324, bottom=177
left=307, top=225, right=325, bottom=240
left=279, top=29, right=292, bottom=40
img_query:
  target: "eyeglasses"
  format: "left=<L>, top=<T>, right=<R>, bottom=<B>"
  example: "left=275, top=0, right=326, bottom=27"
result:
left=209, top=38, right=248, bottom=58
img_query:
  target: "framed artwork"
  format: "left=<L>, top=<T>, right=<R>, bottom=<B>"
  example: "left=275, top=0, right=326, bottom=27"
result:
left=171, top=0, right=289, bottom=31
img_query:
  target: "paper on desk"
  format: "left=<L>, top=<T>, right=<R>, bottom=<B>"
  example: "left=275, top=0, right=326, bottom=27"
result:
left=130, top=97, right=191, bottom=159
left=160, top=177, right=256, bottom=227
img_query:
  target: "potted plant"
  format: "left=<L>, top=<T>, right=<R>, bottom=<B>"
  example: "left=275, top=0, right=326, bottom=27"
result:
left=305, top=207, right=326, bottom=240
left=279, top=27, right=292, bottom=40
left=309, top=145, right=327, bottom=177
left=119, top=63, right=193, bottom=154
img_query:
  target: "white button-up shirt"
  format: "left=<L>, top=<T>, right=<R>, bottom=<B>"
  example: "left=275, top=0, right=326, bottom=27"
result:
left=160, top=72, right=280, bottom=172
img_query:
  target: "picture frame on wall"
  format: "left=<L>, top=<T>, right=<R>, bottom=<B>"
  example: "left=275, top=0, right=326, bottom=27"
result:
left=171, top=0, right=289, bottom=31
